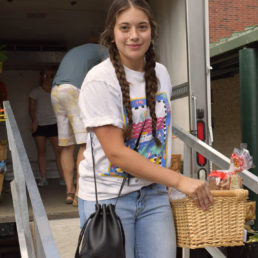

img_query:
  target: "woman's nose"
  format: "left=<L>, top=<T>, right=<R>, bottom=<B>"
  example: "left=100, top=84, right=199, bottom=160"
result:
left=129, top=27, right=139, bottom=40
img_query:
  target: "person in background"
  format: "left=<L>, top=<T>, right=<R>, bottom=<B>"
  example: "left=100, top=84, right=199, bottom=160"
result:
left=29, top=68, right=64, bottom=187
left=51, top=43, right=108, bottom=206
left=78, top=0, right=214, bottom=257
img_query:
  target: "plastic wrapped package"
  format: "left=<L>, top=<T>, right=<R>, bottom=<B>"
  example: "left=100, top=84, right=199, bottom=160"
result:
left=168, top=187, right=186, bottom=200
left=208, top=147, right=253, bottom=190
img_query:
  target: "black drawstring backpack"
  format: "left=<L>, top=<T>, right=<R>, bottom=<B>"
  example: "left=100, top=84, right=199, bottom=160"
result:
left=75, top=127, right=144, bottom=258
left=75, top=202, right=126, bottom=258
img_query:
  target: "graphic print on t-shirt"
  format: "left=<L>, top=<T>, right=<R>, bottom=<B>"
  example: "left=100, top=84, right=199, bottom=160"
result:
left=101, top=92, right=171, bottom=177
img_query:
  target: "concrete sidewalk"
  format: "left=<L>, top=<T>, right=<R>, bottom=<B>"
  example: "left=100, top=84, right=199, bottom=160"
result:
left=0, top=178, right=79, bottom=223
left=0, top=178, right=81, bottom=257
left=49, top=218, right=81, bottom=258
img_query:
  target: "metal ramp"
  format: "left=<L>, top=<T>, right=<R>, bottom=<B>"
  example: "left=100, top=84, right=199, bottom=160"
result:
left=3, top=100, right=258, bottom=258
left=4, top=101, right=59, bottom=258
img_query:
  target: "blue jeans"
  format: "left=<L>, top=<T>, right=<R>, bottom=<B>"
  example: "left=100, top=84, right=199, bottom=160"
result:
left=78, top=183, right=177, bottom=258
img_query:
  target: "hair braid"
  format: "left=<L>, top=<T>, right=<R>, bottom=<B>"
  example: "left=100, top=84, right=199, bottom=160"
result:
left=109, top=44, right=133, bottom=140
left=144, top=43, right=161, bottom=146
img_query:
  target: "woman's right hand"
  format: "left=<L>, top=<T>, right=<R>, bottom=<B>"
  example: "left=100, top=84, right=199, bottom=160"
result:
left=31, top=120, right=38, bottom=133
left=176, top=176, right=214, bottom=211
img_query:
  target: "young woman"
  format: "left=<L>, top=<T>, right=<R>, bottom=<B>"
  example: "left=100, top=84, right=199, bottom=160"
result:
left=29, top=68, right=64, bottom=186
left=78, top=0, right=213, bottom=257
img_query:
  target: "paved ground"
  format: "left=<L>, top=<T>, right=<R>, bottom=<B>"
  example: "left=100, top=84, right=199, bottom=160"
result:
left=49, top=218, right=81, bottom=258
left=0, top=178, right=81, bottom=257
left=0, top=178, right=79, bottom=223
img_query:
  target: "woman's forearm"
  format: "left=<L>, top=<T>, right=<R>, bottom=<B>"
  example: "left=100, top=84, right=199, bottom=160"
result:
left=108, top=144, right=182, bottom=188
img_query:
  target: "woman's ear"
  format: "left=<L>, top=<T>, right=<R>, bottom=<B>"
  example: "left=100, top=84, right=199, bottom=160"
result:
left=111, top=33, right=115, bottom=43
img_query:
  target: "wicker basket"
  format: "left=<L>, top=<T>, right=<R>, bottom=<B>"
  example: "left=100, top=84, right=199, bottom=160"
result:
left=170, top=189, right=248, bottom=249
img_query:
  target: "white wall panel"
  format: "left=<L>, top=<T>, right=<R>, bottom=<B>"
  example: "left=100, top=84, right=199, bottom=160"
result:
left=150, top=0, right=189, bottom=157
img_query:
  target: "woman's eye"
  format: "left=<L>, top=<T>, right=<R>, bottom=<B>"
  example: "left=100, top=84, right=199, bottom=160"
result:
left=120, top=26, right=129, bottom=31
left=139, top=24, right=149, bottom=31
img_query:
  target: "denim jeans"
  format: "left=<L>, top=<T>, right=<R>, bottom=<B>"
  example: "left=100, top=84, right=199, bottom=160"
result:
left=78, top=183, right=177, bottom=258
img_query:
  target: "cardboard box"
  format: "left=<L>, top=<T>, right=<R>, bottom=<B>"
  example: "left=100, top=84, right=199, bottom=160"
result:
left=246, top=201, right=256, bottom=221
left=169, top=154, right=181, bottom=172
left=0, top=173, right=4, bottom=197
left=0, top=142, right=7, bottom=160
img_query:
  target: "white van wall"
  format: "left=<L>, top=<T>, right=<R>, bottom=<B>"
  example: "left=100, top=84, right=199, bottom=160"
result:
left=151, top=0, right=190, bottom=156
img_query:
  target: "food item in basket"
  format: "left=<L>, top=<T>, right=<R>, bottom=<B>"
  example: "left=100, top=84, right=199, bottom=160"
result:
left=208, top=147, right=254, bottom=190
left=208, top=171, right=243, bottom=190
left=228, top=147, right=254, bottom=173
left=207, top=170, right=231, bottom=190
left=230, top=174, right=243, bottom=189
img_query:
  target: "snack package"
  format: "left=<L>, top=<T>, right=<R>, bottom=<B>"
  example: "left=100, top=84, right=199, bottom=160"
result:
left=207, top=170, right=231, bottom=190
left=228, top=147, right=253, bottom=173
left=208, top=147, right=253, bottom=190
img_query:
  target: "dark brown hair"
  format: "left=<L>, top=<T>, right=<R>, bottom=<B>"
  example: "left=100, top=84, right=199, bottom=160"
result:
left=100, top=0, right=161, bottom=145
left=39, top=67, right=55, bottom=85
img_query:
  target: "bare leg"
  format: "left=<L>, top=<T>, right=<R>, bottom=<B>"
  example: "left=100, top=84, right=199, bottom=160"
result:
left=33, top=136, right=47, bottom=179
left=72, top=143, right=86, bottom=206
left=48, top=136, right=64, bottom=179
left=60, top=145, right=76, bottom=201
left=75, top=143, right=86, bottom=196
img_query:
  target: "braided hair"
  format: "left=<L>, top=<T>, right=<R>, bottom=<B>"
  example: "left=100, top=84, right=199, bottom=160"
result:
left=100, top=0, right=161, bottom=146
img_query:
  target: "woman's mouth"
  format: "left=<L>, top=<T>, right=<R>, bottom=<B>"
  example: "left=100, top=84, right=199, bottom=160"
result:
left=127, top=44, right=141, bottom=50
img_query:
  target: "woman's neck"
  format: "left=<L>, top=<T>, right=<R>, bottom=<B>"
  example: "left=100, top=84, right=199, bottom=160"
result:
left=41, top=83, right=52, bottom=92
left=121, top=58, right=145, bottom=72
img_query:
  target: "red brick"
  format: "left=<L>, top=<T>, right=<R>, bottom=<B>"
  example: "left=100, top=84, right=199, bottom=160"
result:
left=209, top=0, right=258, bottom=42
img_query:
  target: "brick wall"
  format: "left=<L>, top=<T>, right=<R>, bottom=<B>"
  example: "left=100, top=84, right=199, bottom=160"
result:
left=209, top=0, right=258, bottom=43
left=211, top=74, right=241, bottom=159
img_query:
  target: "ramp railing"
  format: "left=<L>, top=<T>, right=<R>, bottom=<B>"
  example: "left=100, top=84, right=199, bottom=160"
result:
left=173, top=124, right=258, bottom=194
left=4, top=101, right=60, bottom=258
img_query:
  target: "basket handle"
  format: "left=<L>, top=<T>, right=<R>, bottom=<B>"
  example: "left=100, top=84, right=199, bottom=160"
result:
left=211, top=189, right=248, bottom=200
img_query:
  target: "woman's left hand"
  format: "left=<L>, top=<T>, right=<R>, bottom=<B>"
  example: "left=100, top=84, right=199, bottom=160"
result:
left=176, top=176, right=214, bottom=210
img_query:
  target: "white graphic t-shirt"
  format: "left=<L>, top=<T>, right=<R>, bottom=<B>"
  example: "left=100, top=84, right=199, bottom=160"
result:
left=79, top=58, right=172, bottom=201
left=29, top=86, right=57, bottom=126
